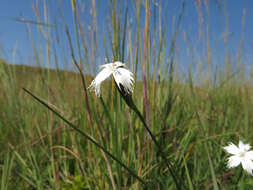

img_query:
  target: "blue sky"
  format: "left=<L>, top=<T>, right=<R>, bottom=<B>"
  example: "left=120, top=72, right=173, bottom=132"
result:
left=0, top=0, right=252, bottom=76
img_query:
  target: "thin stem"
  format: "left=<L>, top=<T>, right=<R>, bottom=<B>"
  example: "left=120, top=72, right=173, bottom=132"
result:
left=132, top=104, right=181, bottom=190
left=65, top=25, right=93, bottom=125
left=115, top=84, right=181, bottom=189
left=23, top=88, right=147, bottom=186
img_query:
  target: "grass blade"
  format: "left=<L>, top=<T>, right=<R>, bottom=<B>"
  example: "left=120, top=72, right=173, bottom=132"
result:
left=22, top=88, right=147, bottom=187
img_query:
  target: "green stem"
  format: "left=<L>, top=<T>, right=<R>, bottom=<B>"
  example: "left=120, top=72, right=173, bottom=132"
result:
left=23, top=88, right=147, bottom=187
left=132, top=103, right=181, bottom=190
left=115, top=84, right=181, bottom=189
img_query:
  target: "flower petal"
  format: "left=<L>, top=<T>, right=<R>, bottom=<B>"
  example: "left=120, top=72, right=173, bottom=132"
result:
left=113, top=67, right=134, bottom=94
left=224, top=142, right=240, bottom=155
left=99, top=63, right=113, bottom=70
left=227, top=155, right=241, bottom=168
left=114, top=61, right=125, bottom=68
left=241, top=157, right=253, bottom=175
left=239, top=141, right=251, bottom=151
left=245, top=151, right=253, bottom=160
left=88, top=66, right=113, bottom=97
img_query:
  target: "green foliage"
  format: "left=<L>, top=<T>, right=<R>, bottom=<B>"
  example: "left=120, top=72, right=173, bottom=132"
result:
left=60, top=175, right=89, bottom=190
left=0, top=0, right=252, bottom=189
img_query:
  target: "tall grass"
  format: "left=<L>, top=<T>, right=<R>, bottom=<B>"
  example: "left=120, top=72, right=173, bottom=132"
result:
left=0, top=0, right=253, bottom=189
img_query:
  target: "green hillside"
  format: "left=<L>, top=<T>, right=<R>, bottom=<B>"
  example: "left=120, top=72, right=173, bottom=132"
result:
left=1, top=59, right=253, bottom=189
left=1, top=0, right=253, bottom=188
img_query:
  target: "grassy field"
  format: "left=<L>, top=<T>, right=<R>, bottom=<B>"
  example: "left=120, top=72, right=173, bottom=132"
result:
left=1, top=0, right=253, bottom=189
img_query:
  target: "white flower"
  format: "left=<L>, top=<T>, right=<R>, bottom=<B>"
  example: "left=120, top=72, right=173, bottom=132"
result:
left=224, top=141, right=253, bottom=175
left=88, top=61, right=134, bottom=97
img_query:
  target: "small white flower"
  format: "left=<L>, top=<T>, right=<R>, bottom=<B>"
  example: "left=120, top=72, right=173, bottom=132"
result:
left=224, top=141, right=253, bottom=175
left=88, top=61, right=134, bottom=97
